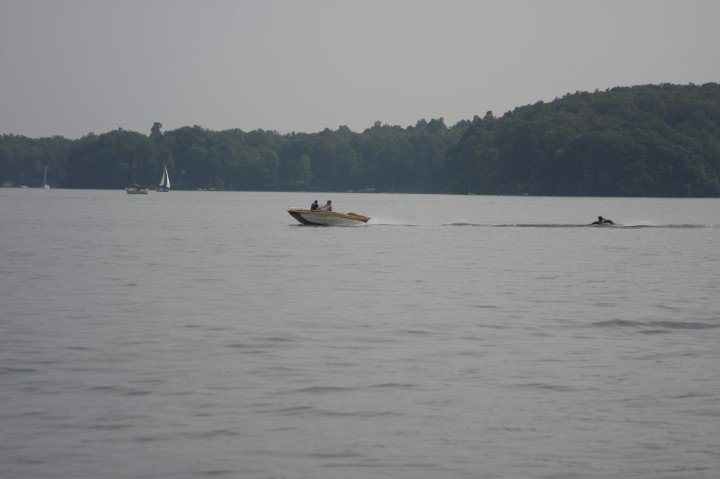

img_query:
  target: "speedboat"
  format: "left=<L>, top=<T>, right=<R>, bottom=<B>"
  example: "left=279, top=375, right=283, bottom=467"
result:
left=288, top=208, right=370, bottom=226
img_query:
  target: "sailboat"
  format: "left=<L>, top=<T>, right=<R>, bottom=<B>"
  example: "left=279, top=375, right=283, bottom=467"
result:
left=125, top=157, right=148, bottom=194
left=126, top=184, right=148, bottom=194
left=42, top=165, right=50, bottom=189
left=156, top=164, right=171, bottom=192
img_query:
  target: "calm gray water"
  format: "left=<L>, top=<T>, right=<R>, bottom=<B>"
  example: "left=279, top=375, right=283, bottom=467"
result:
left=2, top=189, right=719, bottom=479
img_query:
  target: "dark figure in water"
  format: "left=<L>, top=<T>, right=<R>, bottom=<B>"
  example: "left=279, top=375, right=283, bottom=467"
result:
left=592, top=216, right=614, bottom=225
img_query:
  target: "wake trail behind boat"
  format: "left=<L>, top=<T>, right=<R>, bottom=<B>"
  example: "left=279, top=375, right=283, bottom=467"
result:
left=369, top=217, right=424, bottom=226
left=351, top=218, right=719, bottom=229
left=440, top=221, right=720, bottom=229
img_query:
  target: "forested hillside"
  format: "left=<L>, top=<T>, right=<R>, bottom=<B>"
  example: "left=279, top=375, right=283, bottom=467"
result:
left=447, top=83, right=720, bottom=196
left=1, top=119, right=467, bottom=192
left=2, top=83, right=719, bottom=196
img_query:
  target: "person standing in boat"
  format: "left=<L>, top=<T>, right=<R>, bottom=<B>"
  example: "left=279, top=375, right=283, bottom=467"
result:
left=320, top=200, right=332, bottom=211
left=310, top=200, right=319, bottom=211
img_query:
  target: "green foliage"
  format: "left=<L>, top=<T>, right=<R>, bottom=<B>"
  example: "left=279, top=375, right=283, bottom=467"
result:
left=0, top=134, right=72, bottom=187
left=64, top=129, right=167, bottom=189
left=2, top=83, right=719, bottom=196
left=447, top=83, right=720, bottom=196
left=0, top=119, right=462, bottom=192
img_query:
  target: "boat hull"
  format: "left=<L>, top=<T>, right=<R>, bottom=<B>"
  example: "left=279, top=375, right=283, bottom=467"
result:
left=126, top=187, right=149, bottom=194
left=288, top=209, right=370, bottom=226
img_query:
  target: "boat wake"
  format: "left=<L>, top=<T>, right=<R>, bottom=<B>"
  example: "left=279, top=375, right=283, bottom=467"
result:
left=335, top=218, right=719, bottom=229
left=368, top=218, right=423, bottom=226
left=441, top=221, right=719, bottom=229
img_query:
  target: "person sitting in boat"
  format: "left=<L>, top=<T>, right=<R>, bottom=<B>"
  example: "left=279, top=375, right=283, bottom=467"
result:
left=310, top=200, right=319, bottom=211
left=320, top=200, right=332, bottom=212
left=592, top=216, right=614, bottom=225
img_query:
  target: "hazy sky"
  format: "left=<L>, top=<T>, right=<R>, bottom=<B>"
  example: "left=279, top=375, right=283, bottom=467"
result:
left=2, top=0, right=719, bottom=139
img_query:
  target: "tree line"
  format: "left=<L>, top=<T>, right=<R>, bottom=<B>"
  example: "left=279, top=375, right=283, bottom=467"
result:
left=2, top=83, right=719, bottom=196
left=448, top=83, right=720, bottom=196
left=1, top=118, right=468, bottom=192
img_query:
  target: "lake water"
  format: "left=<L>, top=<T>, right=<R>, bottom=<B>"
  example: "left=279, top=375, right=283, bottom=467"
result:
left=1, top=189, right=719, bottom=479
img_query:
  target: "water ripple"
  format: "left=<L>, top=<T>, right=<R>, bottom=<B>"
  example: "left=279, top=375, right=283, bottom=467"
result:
left=592, top=319, right=720, bottom=330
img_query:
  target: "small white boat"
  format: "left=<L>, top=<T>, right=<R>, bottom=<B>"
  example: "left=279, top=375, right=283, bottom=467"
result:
left=156, top=164, right=171, bottom=192
left=125, top=157, right=148, bottom=194
left=126, top=185, right=149, bottom=194
left=288, top=208, right=370, bottom=226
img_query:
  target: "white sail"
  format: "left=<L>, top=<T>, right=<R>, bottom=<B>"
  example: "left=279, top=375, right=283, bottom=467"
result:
left=42, top=165, right=50, bottom=189
left=157, top=165, right=171, bottom=191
